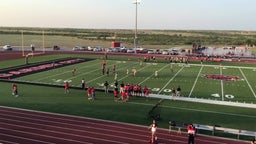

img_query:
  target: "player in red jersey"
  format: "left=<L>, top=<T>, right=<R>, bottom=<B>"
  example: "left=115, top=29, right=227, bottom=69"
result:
left=114, top=87, right=119, bottom=101
left=12, top=83, right=18, bottom=97
left=64, top=82, right=70, bottom=94
left=87, top=87, right=92, bottom=100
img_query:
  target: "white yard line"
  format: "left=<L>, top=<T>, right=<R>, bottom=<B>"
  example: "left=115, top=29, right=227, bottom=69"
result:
left=34, top=61, right=102, bottom=81
left=158, top=66, right=185, bottom=94
left=239, top=68, right=256, bottom=98
left=138, top=63, right=169, bottom=85
left=87, top=62, right=138, bottom=84
left=116, top=63, right=151, bottom=82
left=188, top=65, right=204, bottom=97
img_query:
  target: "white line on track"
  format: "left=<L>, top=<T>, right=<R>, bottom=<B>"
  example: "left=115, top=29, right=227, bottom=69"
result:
left=0, top=134, right=20, bottom=144
left=239, top=68, right=256, bottom=98
left=0, top=116, right=142, bottom=143
left=0, top=127, right=92, bottom=144
left=0, top=133, right=53, bottom=144
left=189, top=65, right=203, bottom=97
left=0, top=106, right=249, bottom=144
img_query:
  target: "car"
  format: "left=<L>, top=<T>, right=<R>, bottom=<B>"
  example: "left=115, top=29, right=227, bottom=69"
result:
left=3, top=45, right=12, bottom=50
left=136, top=48, right=148, bottom=53
left=80, top=46, right=89, bottom=51
left=107, top=48, right=114, bottom=52
left=147, top=49, right=154, bottom=54
left=120, top=47, right=127, bottom=53
left=113, top=47, right=121, bottom=52
left=170, top=49, right=179, bottom=55
left=162, top=50, right=170, bottom=55
left=154, top=49, right=162, bottom=54
left=93, top=47, right=102, bottom=52
left=53, top=45, right=60, bottom=50
left=127, top=48, right=135, bottom=53
left=72, top=46, right=81, bottom=51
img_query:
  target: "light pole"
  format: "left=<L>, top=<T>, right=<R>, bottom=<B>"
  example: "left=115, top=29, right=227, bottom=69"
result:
left=133, top=0, right=140, bottom=50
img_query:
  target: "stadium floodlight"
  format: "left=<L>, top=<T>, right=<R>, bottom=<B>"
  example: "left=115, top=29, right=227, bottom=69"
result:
left=133, top=0, right=141, bottom=51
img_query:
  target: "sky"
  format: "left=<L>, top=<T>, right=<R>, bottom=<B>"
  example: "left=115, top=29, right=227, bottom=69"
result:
left=0, top=0, right=256, bottom=30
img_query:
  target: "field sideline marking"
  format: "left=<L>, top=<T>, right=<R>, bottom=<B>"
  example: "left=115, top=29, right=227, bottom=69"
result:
left=188, top=65, right=204, bottom=97
left=138, top=63, right=169, bottom=85
left=129, top=101, right=256, bottom=119
left=158, top=65, right=185, bottom=94
left=239, top=68, right=256, bottom=98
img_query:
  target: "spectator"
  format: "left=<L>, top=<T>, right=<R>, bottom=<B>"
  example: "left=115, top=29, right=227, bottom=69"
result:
left=187, top=124, right=196, bottom=144
left=251, top=137, right=256, bottom=144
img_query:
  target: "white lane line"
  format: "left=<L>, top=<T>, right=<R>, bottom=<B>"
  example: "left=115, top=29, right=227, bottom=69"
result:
left=0, top=133, right=52, bottom=144
left=0, top=133, right=19, bottom=144
left=0, top=118, right=141, bottom=144
left=0, top=106, right=247, bottom=144
left=188, top=65, right=204, bottom=97
left=239, top=68, right=256, bottom=98
left=158, top=66, right=185, bottom=94
left=0, top=113, right=145, bottom=138
left=0, top=127, right=92, bottom=144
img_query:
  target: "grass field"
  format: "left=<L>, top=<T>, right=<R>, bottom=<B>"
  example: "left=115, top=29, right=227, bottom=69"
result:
left=0, top=54, right=256, bottom=139
left=14, top=56, right=256, bottom=104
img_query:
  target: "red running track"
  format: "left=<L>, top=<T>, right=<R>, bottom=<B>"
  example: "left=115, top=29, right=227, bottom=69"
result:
left=0, top=106, right=249, bottom=144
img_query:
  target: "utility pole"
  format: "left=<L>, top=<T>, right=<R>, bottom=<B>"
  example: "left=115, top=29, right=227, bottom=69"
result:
left=133, top=0, right=140, bottom=51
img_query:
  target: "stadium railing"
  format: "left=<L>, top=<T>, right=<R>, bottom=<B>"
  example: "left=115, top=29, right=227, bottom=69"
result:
left=169, top=121, right=256, bottom=140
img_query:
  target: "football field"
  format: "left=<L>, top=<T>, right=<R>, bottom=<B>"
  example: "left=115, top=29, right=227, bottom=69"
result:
left=15, top=58, right=256, bottom=104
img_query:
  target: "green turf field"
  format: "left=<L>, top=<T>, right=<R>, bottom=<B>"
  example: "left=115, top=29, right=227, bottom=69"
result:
left=14, top=57, right=256, bottom=104
left=0, top=54, right=256, bottom=136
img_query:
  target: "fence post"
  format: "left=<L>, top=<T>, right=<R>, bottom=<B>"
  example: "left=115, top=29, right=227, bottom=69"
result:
left=237, top=130, right=241, bottom=139
left=212, top=125, right=215, bottom=136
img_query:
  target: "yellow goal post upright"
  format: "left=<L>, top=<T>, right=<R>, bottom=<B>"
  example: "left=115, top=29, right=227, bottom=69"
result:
left=21, top=30, right=46, bottom=58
